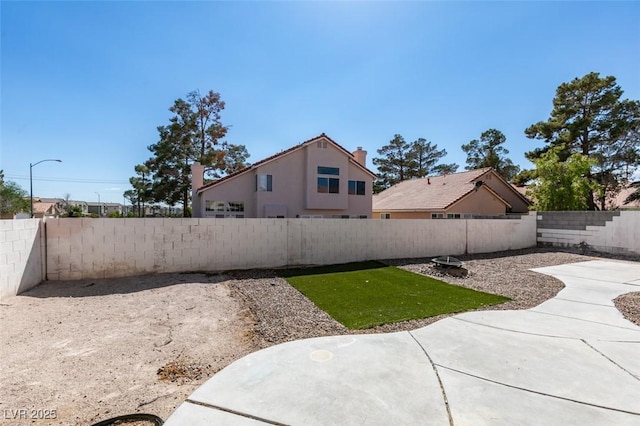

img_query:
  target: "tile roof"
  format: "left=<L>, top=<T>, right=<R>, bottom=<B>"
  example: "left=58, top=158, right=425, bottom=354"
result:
left=372, top=167, right=508, bottom=211
left=33, top=202, right=59, bottom=214
left=196, top=133, right=375, bottom=193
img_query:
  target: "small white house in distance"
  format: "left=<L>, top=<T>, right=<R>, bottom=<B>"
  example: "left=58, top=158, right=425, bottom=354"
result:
left=191, top=133, right=376, bottom=218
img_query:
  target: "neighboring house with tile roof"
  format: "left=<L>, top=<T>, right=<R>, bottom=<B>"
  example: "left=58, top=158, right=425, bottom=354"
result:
left=191, top=134, right=376, bottom=218
left=32, top=202, right=62, bottom=219
left=372, top=168, right=531, bottom=219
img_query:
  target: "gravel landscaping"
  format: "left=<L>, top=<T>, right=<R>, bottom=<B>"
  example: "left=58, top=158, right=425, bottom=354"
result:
left=230, top=247, right=639, bottom=348
left=1, top=247, right=637, bottom=425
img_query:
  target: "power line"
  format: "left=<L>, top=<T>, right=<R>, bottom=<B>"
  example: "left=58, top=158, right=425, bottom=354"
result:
left=5, top=175, right=130, bottom=185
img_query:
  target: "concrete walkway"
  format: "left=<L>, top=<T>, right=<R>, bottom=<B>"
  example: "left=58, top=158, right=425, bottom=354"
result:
left=165, top=260, right=640, bottom=425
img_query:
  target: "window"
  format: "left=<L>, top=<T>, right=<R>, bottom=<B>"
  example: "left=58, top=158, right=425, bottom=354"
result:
left=348, top=180, right=366, bottom=195
left=332, top=215, right=351, bottom=219
left=317, top=141, right=328, bottom=149
left=317, top=177, right=340, bottom=194
left=205, top=201, right=244, bottom=217
left=256, top=174, right=272, bottom=192
left=447, top=213, right=461, bottom=219
left=228, top=202, right=244, bottom=212
left=431, top=213, right=444, bottom=219
left=317, top=166, right=339, bottom=175
left=205, top=201, right=226, bottom=212
left=329, top=178, right=339, bottom=193
left=380, top=213, right=391, bottom=219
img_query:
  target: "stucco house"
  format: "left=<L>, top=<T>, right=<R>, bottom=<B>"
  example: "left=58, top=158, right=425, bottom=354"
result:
left=191, top=134, right=376, bottom=218
left=33, top=202, right=62, bottom=219
left=372, top=167, right=531, bottom=219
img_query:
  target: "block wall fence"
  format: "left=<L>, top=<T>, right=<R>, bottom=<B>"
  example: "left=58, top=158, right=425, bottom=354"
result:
left=2, top=211, right=639, bottom=300
left=0, top=219, right=44, bottom=302
left=536, top=211, right=640, bottom=255
left=43, top=214, right=536, bottom=281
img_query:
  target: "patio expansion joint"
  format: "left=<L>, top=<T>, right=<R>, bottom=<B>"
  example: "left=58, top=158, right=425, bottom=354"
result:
left=433, top=364, right=640, bottom=417
left=451, top=317, right=580, bottom=340
left=408, top=331, right=454, bottom=426
left=581, top=339, right=640, bottom=382
left=552, top=297, right=617, bottom=308
left=183, top=399, right=286, bottom=425
left=537, top=272, right=639, bottom=287
left=526, top=309, right=640, bottom=332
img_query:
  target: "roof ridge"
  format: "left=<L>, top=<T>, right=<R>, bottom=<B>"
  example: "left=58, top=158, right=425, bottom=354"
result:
left=196, top=134, right=374, bottom=193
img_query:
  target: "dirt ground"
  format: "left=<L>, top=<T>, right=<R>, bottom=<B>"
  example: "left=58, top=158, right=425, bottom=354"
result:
left=0, top=273, right=258, bottom=426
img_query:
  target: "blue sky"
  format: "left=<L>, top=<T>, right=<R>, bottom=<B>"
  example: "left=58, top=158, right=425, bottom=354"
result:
left=1, top=1, right=639, bottom=203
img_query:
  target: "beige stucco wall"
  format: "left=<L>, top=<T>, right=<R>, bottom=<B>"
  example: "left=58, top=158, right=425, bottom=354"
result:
left=199, top=171, right=257, bottom=217
left=305, top=142, right=349, bottom=210
left=343, top=160, right=373, bottom=217
left=481, top=172, right=530, bottom=213
left=196, top=138, right=373, bottom=218
left=373, top=186, right=507, bottom=219
left=45, top=215, right=537, bottom=280
left=448, top=186, right=507, bottom=216
left=254, top=149, right=306, bottom=217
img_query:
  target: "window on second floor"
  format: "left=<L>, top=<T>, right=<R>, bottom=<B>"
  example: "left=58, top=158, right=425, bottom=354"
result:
left=256, top=174, right=273, bottom=192
left=317, top=166, right=339, bottom=175
left=431, top=213, right=444, bottom=219
left=380, top=213, right=391, bottom=219
left=318, top=177, right=339, bottom=194
left=348, top=180, right=366, bottom=195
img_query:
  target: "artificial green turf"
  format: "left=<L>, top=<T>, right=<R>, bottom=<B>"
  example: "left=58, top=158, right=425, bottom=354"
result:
left=280, top=261, right=509, bottom=330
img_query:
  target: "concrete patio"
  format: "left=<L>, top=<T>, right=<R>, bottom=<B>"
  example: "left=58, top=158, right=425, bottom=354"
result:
left=165, top=260, right=640, bottom=425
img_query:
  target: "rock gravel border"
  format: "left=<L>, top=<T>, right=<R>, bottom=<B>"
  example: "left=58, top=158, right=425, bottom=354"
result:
left=229, top=247, right=639, bottom=348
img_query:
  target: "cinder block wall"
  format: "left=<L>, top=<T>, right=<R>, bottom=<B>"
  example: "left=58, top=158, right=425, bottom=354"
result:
left=0, top=219, right=44, bottom=301
left=45, top=214, right=537, bottom=281
left=537, top=211, right=640, bottom=255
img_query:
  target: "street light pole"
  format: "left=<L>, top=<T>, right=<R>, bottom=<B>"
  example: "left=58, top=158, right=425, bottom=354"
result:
left=30, top=159, right=62, bottom=218
left=95, top=192, right=101, bottom=217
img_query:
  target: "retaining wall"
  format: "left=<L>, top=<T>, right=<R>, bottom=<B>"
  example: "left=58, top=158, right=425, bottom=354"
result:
left=45, top=214, right=537, bottom=280
left=537, top=211, right=640, bottom=255
left=0, top=219, right=44, bottom=301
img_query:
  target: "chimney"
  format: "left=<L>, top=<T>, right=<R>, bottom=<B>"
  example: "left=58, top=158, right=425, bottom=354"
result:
left=353, top=147, right=367, bottom=167
left=191, top=162, right=204, bottom=193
